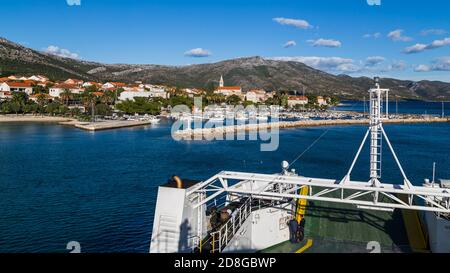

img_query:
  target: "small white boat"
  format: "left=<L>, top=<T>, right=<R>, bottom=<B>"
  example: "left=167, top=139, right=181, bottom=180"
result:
left=150, top=117, right=160, bottom=124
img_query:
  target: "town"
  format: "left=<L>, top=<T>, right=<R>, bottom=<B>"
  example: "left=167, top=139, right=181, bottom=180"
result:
left=0, top=74, right=338, bottom=120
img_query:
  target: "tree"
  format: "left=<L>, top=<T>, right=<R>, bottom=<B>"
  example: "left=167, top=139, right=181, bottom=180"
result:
left=10, top=101, right=21, bottom=115
left=329, top=96, right=340, bottom=106
left=101, top=91, right=115, bottom=105
left=115, top=98, right=161, bottom=115
left=60, top=89, right=72, bottom=106
left=1, top=102, right=12, bottom=114
left=58, top=105, right=69, bottom=116
left=32, top=84, right=48, bottom=95
left=36, top=94, right=47, bottom=115
left=12, top=92, right=27, bottom=107
left=95, top=103, right=112, bottom=116
left=81, top=92, right=96, bottom=114
left=46, top=102, right=61, bottom=116
left=84, top=85, right=99, bottom=93
left=226, top=95, right=241, bottom=105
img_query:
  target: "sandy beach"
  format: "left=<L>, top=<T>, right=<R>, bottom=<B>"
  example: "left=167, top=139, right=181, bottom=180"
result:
left=0, top=115, right=74, bottom=123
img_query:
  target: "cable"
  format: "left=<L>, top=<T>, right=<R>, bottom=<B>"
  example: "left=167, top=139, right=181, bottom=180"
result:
left=288, top=129, right=330, bottom=168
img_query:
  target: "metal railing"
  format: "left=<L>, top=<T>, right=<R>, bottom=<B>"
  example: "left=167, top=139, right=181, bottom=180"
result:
left=204, top=198, right=252, bottom=253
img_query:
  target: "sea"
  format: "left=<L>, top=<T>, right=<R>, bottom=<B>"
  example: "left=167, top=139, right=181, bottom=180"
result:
left=0, top=101, right=449, bottom=252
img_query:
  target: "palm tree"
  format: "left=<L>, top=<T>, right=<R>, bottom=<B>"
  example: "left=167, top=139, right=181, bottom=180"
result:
left=60, top=89, right=72, bottom=106
left=36, top=94, right=47, bottom=115
left=101, top=91, right=115, bottom=105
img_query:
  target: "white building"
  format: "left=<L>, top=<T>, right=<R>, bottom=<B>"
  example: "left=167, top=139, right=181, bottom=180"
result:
left=119, top=89, right=169, bottom=101
left=0, top=91, right=12, bottom=100
left=49, top=83, right=83, bottom=98
left=245, top=89, right=268, bottom=103
left=287, top=96, right=309, bottom=108
left=0, top=82, right=33, bottom=95
left=317, top=96, right=328, bottom=106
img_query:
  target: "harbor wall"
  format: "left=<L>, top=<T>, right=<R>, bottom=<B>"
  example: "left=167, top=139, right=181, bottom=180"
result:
left=174, top=117, right=449, bottom=139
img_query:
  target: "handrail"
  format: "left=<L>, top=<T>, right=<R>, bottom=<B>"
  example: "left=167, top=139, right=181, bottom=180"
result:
left=209, top=198, right=252, bottom=253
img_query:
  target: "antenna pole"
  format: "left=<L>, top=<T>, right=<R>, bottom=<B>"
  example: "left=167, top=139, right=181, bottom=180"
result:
left=432, top=162, right=436, bottom=185
left=369, top=78, right=384, bottom=184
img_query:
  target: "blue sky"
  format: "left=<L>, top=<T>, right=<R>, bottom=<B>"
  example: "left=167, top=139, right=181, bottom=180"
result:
left=2, top=0, right=450, bottom=82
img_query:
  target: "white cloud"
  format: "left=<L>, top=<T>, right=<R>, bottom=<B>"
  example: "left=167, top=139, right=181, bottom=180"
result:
left=283, top=40, right=296, bottom=48
left=363, top=32, right=381, bottom=39
left=420, top=29, right=446, bottom=36
left=387, top=29, right=412, bottom=42
left=403, top=37, right=450, bottom=54
left=273, top=17, right=312, bottom=29
left=184, top=48, right=212, bottom=57
left=66, top=0, right=81, bottom=6
left=366, top=0, right=381, bottom=6
left=403, top=43, right=428, bottom=54
left=414, top=64, right=431, bottom=72
left=415, top=57, right=450, bottom=72
left=365, top=56, right=385, bottom=66
left=308, top=38, right=342, bottom=48
left=44, top=45, right=79, bottom=59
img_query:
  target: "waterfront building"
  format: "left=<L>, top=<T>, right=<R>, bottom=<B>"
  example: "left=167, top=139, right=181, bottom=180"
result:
left=119, top=89, right=168, bottom=101
left=0, top=82, right=33, bottom=95
left=317, top=96, right=328, bottom=105
left=245, top=89, right=267, bottom=103
left=287, top=95, right=308, bottom=108
left=49, top=83, right=83, bottom=98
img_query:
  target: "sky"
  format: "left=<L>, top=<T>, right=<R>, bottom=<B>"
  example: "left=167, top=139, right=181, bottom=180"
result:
left=1, top=0, right=450, bottom=82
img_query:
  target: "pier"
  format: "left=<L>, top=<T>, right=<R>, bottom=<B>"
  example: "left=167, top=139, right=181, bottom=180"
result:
left=174, top=117, right=449, bottom=139
left=62, top=120, right=153, bottom=131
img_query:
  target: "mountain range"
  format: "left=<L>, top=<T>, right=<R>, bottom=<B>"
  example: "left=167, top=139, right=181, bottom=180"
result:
left=1, top=37, right=449, bottom=100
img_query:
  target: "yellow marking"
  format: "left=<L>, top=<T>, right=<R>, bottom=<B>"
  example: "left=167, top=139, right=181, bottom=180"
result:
left=398, top=195, right=430, bottom=253
left=295, top=186, right=309, bottom=222
left=295, top=239, right=313, bottom=253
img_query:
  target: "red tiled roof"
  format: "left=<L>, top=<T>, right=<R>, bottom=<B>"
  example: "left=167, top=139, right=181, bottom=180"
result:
left=217, top=86, right=242, bottom=91
left=288, top=96, right=308, bottom=101
left=53, top=83, right=79, bottom=89
left=91, top=92, right=104, bottom=96
left=4, top=81, right=33, bottom=88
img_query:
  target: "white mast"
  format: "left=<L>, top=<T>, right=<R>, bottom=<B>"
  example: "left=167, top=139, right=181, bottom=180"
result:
left=369, top=77, right=384, bottom=185
left=342, top=77, right=413, bottom=189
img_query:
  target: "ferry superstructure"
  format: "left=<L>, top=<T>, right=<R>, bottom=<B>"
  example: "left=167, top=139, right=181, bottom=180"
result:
left=149, top=78, right=450, bottom=253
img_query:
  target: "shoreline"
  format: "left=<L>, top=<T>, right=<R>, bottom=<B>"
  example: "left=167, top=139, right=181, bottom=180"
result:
left=0, top=115, right=74, bottom=123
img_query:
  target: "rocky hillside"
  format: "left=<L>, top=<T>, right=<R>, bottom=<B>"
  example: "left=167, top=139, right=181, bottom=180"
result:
left=1, top=37, right=449, bottom=100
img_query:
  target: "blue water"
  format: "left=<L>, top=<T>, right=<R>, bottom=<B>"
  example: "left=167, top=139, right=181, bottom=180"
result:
left=337, top=100, right=449, bottom=116
left=0, top=119, right=449, bottom=253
